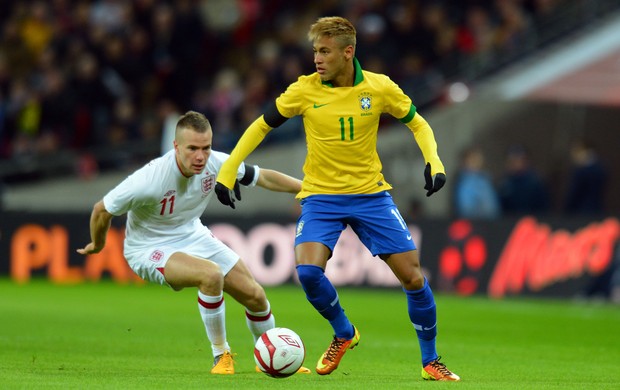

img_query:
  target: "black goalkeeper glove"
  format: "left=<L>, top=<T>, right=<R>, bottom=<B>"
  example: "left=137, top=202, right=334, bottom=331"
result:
left=424, top=163, right=446, bottom=197
left=215, top=180, right=242, bottom=209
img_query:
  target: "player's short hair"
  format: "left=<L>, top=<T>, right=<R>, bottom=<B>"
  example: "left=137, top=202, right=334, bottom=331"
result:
left=308, top=16, right=356, bottom=49
left=176, top=110, right=211, bottom=136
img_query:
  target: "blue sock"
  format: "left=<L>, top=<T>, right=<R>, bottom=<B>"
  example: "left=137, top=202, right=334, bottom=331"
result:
left=404, top=278, right=439, bottom=366
left=296, top=264, right=354, bottom=339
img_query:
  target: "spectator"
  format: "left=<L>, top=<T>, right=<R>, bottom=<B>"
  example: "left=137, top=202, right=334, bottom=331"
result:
left=0, top=178, right=5, bottom=210
left=456, top=6, right=496, bottom=77
left=159, top=99, right=180, bottom=155
left=396, top=52, right=444, bottom=109
left=70, top=52, right=114, bottom=148
left=498, top=145, right=550, bottom=215
left=563, top=139, right=608, bottom=215
left=453, top=146, right=501, bottom=219
left=493, top=0, right=536, bottom=58
left=39, top=67, right=75, bottom=147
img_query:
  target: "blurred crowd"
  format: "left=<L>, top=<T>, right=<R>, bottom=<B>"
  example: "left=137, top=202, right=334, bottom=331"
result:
left=451, top=140, right=609, bottom=219
left=0, top=0, right=583, bottom=170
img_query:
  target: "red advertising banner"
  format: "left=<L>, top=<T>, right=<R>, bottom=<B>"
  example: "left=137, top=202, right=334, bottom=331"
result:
left=433, top=217, right=619, bottom=299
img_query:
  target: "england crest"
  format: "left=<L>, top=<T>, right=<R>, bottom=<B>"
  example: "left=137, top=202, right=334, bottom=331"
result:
left=202, top=174, right=215, bottom=194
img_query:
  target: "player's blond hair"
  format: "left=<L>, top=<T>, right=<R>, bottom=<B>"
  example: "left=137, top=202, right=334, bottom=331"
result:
left=307, top=16, right=356, bottom=49
left=176, top=110, right=211, bottom=136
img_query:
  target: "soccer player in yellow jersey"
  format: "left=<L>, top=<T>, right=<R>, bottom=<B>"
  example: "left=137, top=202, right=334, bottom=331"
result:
left=215, top=16, right=459, bottom=381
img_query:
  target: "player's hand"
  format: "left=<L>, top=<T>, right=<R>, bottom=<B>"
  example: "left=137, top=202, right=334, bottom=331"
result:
left=424, top=163, right=446, bottom=197
left=215, top=180, right=242, bottom=209
left=76, top=242, right=102, bottom=255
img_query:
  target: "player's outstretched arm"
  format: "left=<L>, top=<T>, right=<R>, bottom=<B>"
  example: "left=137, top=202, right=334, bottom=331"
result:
left=215, top=115, right=275, bottom=208
left=256, top=169, right=302, bottom=194
left=406, top=113, right=447, bottom=196
left=217, top=115, right=273, bottom=189
left=76, top=200, right=114, bottom=255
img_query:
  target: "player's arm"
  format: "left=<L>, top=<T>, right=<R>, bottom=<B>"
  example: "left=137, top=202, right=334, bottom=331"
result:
left=404, top=111, right=446, bottom=196
left=216, top=115, right=271, bottom=189
left=76, top=200, right=114, bottom=255
left=215, top=102, right=289, bottom=207
left=405, top=112, right=444, bottom=172
left=256, top=168, right=302, bottom=194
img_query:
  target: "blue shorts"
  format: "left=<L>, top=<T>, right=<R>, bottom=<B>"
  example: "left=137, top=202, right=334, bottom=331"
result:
left=294, top=192, right=416, bottom=257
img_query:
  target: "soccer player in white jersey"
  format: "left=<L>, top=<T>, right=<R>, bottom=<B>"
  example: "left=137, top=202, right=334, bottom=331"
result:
left=215, top=17, right=459, bottom=381
left=77, top=110, right=310, bottom=375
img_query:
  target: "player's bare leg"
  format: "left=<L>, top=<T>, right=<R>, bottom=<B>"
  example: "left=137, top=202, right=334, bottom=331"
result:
left=225, top=259, right=311, bottom=374
left=225, top=259, right=274, bottom=341
left=164, top=253, right=233, bottom=374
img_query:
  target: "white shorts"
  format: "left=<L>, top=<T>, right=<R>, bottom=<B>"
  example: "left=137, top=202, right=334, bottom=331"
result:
left=124, top=230, right=239, bottom=286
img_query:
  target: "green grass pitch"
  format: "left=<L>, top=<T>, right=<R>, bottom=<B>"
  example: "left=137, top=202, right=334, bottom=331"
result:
left=1, top=279, right=619, bottom=389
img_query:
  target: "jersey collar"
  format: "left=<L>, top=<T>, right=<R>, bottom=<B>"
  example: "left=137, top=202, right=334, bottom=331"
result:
left=321, top=57, right=364, bottom=87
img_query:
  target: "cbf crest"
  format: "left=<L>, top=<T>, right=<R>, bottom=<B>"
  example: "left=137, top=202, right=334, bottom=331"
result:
left=295, top=220, right=304, bottom=237
left=358, top=92, right=372, bottom=112
left=202, top=174, right=215, bottom=195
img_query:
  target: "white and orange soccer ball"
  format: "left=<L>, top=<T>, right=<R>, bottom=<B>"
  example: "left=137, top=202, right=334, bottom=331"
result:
left=254, top=327, right=306, bottom=378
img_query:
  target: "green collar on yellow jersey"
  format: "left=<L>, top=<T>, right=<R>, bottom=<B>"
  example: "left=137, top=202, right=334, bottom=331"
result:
left=321, top=57, right=364, bottom=87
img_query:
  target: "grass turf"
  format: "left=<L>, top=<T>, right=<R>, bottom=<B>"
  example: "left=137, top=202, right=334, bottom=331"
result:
left=1, top=279, right=619, bottom=389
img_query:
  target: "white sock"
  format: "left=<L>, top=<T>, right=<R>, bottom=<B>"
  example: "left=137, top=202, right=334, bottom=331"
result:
left=245, top=300, right=275, bottom=343
left=197, top=291, right=229, bottom=357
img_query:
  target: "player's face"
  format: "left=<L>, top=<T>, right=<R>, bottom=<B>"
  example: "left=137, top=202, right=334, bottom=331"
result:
left=313, top=36, right=352, bottom=85
left=174, top=127, right=212, bottom=177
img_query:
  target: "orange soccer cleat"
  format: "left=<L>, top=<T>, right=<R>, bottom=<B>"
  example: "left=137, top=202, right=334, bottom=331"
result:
left=315, top=326, right=361, bottom=375
left=421, top=357, right=460, bottom=381
left=211, top=351, right=235, bottom=375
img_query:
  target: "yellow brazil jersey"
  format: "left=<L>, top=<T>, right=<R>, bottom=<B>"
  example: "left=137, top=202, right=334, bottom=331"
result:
left=276, top=58, right=416, bottom=198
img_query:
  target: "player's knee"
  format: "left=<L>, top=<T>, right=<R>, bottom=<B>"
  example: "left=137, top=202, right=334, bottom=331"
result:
left=402, top=271, right=425, bottom=291
left=296, top=264, right=324, bottom=288
left=197, top=264, right=224, bottom=292
left=245, top=284, right=268, bottom=312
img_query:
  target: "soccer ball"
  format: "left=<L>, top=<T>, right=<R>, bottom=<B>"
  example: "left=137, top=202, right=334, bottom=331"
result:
left=254, top=327, right=305, bottom=378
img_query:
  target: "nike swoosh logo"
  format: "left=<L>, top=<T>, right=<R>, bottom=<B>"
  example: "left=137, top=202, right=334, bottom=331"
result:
left=413, top=322, right=436, bottom=331
left=406, top=235, right=412, bottom=240
left=313, top=103, right=329, bottom=108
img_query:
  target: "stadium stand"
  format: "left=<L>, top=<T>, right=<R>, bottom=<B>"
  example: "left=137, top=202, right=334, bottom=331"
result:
left=1, top=0, right=619, bottom=216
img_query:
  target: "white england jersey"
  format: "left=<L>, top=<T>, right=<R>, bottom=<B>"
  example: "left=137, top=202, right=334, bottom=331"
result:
left=103, top=149, right=258, bottom=253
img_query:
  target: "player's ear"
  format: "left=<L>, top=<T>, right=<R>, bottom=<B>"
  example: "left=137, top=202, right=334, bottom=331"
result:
left=344, top=45, right=354, bottom=59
